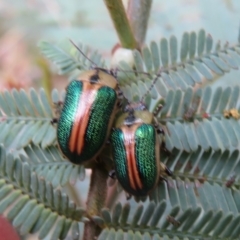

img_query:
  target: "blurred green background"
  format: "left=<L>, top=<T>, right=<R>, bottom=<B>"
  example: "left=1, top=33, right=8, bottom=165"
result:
left=0, top=0, right=240, bottom=47
left=2, top=0, right=239, bottom=48
left=0, top=0, right=240, bottom=91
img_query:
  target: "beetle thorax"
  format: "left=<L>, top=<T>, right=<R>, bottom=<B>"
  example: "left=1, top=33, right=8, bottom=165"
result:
left=79, top=69, right=118, bottom=89
left=124, top=109, right=144, bottom=127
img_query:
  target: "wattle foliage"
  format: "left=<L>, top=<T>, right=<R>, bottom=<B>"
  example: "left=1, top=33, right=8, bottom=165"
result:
left=0, top=28, right=239, bottom=239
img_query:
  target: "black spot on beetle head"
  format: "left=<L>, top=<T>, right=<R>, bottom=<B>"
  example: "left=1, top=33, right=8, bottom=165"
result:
left=90, top=73, right=100, bottom=84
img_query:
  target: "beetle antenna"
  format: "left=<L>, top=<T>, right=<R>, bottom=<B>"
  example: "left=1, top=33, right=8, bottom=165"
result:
left=70, top=39, right=150, bottom=76
left=140, top=72, right=161, bottom=103
left=70, top=38, right=158, bottom=105
left=69, top=39, right=97, bottom=67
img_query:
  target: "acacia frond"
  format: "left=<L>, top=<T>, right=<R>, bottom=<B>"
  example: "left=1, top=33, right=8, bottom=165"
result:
left=1, top=86, right=240, bottom=186
left=123, top=29, right=240, bottom=100
left=155, top=86, right=240, bottom=152
left=0, top=145, right=86, bottom=239
left=96, top=199, right=240, bottom=239
left=0, top=88, right=87, bottom=187
left=97, top=145, right=240, bottom=239
left=4, top=26, right=240, bottom=240
left=0, top=89, right=54, bottom=150
left=20, top=144, right=85, bottom=187
left=39, top=29, right=240, bottom=102
left=38, top=41, right=105, bottom=74
left=160, top=147, right=240, bottom=190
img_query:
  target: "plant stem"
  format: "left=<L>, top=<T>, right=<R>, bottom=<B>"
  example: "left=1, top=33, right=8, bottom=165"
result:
left=104, top=0, right=137, bottom=49
left=83, top=166, right=108, bottom=240
left=127, top=0, right=153, bottom=47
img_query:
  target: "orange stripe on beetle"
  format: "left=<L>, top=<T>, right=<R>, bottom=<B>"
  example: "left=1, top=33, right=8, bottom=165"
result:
left=122, top=125, right=143, bottom=191
left=69, top=82, right=101, bottom=154
left=56, top=68, right=119, bottom=164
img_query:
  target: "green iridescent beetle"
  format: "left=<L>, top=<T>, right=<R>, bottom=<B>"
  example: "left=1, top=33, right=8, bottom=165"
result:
left=110, top=102, right=172, bottom=197
left=56, top=68, right=122, bottom=164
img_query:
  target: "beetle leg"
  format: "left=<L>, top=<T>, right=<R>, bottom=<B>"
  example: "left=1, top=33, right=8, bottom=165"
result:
left=126, top=192, right=132, bottom=200
left=108, top=169, right=116, bottom=179
left=53, top=100, right=63, bottom=108
left=160, top=141, right=171, bottom=155
left=117, top=100, right=122, bottom=108
left=154, top=122, right=172, bottom=156
left=165, top=166, right=173, bottom=176
left=53, top=101, right=63, bottom=116
left=51, top=118, right=58, bottom=125
left=110, top=68, right=118, bottom=78
left=116, top=88, right=124, bottom=109
left=161, top=145, right=172, bottom=160
left=159, top=162, right=173, bottom=178
left=51, top=101, right=63, bottom=124
left=159, top=176, right=168, bottom=182
left=155, top=123, right=165, bottom=135
left=153, top=104, right=163, bottom=117
left=107, top=170, right=117, bottom=187
left=153, top=119, right=165, bottom=136
left=116, top=88, right=124, bottom=99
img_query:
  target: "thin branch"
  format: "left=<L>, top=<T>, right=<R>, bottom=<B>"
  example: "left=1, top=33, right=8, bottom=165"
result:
left=104, top=0, right=137, bottom=49
left=127, top=0, right=153, bottom=47
left=83, top=165, right=108, bottom=240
